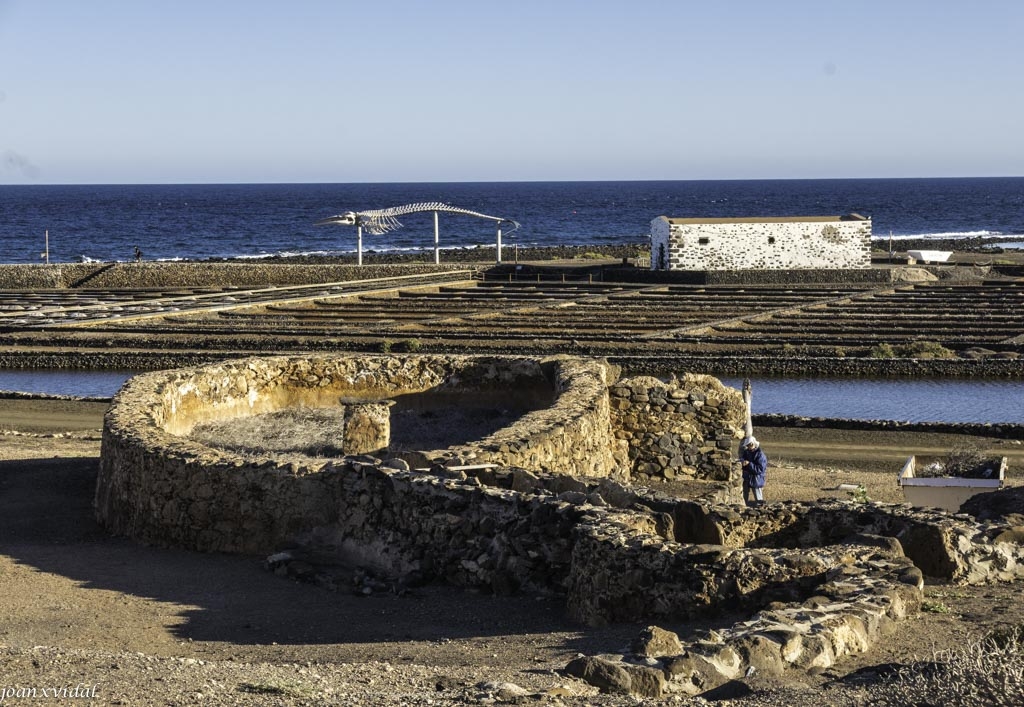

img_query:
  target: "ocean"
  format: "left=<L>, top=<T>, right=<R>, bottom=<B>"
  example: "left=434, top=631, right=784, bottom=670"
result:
left=1, top=178, right=1022, bottom=264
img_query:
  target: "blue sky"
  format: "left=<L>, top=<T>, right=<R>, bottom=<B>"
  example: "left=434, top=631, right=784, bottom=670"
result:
left=1, top=0, right=1021, bottom=184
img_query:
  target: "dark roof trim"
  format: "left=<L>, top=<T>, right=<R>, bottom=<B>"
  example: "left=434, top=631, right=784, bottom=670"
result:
left=662, top=214, right=869, bottom=225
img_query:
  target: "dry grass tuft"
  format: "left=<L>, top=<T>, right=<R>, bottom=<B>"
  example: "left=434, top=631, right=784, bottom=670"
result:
left=941, top=442, right=993, bottom=478
left=873, top=624, right=1024, bottom=706
left=191, top=407, right=346, bottom=457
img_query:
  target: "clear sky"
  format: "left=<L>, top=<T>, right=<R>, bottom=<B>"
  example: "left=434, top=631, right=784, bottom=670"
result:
left=1, top=0, right=1021, bottom=184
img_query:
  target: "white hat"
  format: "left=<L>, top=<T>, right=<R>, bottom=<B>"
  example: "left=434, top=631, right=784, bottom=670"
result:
left=743, top=436, right=759, bottom=448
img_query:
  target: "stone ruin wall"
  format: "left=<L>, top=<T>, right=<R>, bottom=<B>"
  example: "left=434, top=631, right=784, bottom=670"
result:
left=96, top=355, right=743, bottom=556
left=650, top=217, right=872, bottom=271
left=94, top=352, right=1024, bottom=697
left=96, top=354, right=621, bottom=553
left=609, top=374, right=744, bottom=484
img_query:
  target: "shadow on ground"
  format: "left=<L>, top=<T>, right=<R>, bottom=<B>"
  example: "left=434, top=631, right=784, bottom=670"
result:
left=0, top=454, right=655, bottom=661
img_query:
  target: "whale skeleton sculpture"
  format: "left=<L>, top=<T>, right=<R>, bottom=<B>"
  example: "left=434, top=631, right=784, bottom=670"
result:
left=315, top=202, right=520, bottom=265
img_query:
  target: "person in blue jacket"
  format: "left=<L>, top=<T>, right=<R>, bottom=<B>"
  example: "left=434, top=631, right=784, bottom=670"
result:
left=739, top=436, right=768, bottom=507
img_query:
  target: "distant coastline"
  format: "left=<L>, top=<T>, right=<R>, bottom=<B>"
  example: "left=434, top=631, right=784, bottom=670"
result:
left=4, top=179, right=1023, bottom=264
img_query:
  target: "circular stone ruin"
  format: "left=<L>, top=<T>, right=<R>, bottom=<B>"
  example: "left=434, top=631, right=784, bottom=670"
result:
left=95, top=353, right=622, bottom=554
left=95, top=352, right=1024, bottom=698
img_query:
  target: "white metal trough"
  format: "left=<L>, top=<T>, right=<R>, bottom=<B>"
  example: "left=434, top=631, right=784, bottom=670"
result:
left=907, top=249, right=952, bottom=264
left=898, top=455, right=1006, bottom=512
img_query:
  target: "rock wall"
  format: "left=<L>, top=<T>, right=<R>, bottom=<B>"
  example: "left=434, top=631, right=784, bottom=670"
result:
left=698, top=499, right=1024, bottom=584
left=0, top=262, right=469, bottom=289
left=615, top=354, right=1024, bottom=380
left=567, top=542, right=923, bottom=697
left=605, top=267, right=892, bottom=285
left=563, top=494, right=1024, bottom=696
left=95, top=355, right=744, bottom=556
left=458, top=357, right=625, bottom=476
left=650, top=215, right=872, bottom=271
left=95, top=354, right=630, bottom=550
left=754, top=413, right=1024, bottom=441
left=609, top=374, right=745, bottom=483
left=95, top=351, right=1024, bottom=663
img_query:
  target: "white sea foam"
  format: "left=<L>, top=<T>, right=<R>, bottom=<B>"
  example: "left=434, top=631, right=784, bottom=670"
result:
left=874, top=230, right=1000, bottom=240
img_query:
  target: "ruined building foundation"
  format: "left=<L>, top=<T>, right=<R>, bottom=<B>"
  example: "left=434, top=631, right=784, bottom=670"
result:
left=95, top=353, right=1024, bottom=698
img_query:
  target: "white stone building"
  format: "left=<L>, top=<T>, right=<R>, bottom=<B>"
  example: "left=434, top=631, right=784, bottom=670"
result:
left=649, top=214, right=872, bottom=271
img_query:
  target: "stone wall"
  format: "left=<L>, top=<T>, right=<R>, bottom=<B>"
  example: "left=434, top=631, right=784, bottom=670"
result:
left=604, top=267, right=892, bottom=285
left=0, top=262, right=470, bottom=289
left=562, top=492, right=1024, bottom=696
left=609, top=374, right=745, bottom=483
left=462, top=359, right=627, bottom=476
left=754, top=413, right=1024, bottom=441
left=685, top=499, right=1024, bottom=584
left=95, top=355, right=743, bottom=555
left=96, top=353, right=636, bottom=543
left=650, top=215, right=872, bottom=271
left=93, top=350, right=1024, bottom=691
left=614, top=354, right=1024, bottom=380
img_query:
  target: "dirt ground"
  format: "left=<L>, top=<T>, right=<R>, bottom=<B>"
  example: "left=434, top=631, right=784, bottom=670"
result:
left=0, top=398, right=1022, bottom=706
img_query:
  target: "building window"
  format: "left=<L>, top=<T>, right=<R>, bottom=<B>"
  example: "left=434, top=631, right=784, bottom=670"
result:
left=698, top=237, right=710, bottom=245
left=768, top=236, right=776, bottom=244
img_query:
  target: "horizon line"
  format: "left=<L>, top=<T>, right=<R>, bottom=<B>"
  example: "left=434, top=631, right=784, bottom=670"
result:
left=3, top=174, right=1023, bottom=188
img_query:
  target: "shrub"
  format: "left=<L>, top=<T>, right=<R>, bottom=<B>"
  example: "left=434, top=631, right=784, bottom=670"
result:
left=399, top=338, right=422, bottom=353
left=873, top=624, right=1024, bottom=706
left=899, top=340, right=957, bottom=359
left=379, top=339, right=392, bottom=353
left=869, top=342, right=896, bottom=359
left=846, top=484, right=870, bottom=503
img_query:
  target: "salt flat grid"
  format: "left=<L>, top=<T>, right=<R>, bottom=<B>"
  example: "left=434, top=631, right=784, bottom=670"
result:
left=2, top=278, right=1019, bottom=358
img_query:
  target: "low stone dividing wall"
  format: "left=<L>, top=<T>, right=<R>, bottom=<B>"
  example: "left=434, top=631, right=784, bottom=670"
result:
left=457, top=357, right=625, bottom=477
left=0, top=262, right=470, bottom=290
left=566, top=543, right=923, bottom=697
left=613, top=354, right=1024, bottom=379
left=701, top=500, right=1024, bottom=584
left=603, top=267, right=893, bottom=286
left=563, top=495, right=1024, bottom=697
left=0, top=351, right=227, bottom=371
left=609, top=374, right=744, bottom=483
left=754, top=413, right=1024, bottom=440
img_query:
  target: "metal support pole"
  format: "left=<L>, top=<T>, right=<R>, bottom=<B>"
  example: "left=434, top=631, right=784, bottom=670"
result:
left=742, top=379, right=753, bottom=440
left=433, top=211, right=440, bottom=265
left=495, top=224, right=503, bottom=264
left=357, top=225, right=363, bottom=266
left=44, top=230, right=50, bottom=265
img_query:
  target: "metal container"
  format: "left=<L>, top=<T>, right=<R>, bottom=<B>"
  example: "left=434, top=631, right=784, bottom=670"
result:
left=898, top=455, right=1006, bottom=512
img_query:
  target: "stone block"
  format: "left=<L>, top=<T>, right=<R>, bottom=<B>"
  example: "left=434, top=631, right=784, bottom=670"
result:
left=632, top=625, right=684, bottom=658
left=564, top=655, right=631, bottom=695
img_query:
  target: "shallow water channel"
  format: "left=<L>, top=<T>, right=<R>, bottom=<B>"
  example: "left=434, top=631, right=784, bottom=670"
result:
left=0, top=369, right=1022, bottom=424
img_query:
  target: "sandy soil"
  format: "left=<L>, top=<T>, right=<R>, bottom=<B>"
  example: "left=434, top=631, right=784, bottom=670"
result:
left=0, top=398, right=1021, bottom=706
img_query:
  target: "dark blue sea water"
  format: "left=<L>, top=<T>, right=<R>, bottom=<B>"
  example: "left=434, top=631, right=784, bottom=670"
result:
left=1, top=178, right=1022, bottom=264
